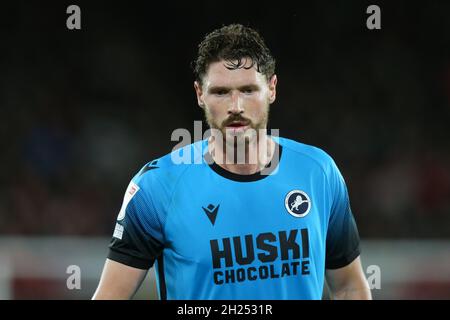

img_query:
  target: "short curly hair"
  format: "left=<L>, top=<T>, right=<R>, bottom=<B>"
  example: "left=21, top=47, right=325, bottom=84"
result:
left=193, top=24, right=276, bottom=84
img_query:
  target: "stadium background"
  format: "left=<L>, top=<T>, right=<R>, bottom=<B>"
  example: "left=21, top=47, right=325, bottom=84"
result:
left=1, top=1, right=449, bottom=299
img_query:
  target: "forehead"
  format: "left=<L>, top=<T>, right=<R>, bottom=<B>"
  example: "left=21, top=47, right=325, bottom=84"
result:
left=202, top=60, right=266, bottom=88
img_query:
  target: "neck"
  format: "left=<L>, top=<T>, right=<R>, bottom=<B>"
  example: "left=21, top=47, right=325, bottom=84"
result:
left=208, top=131, right=275, bottom=175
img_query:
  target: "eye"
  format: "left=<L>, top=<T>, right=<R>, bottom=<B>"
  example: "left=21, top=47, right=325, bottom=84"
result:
left=216, top=90, right=228, bottom=96
left=211, top=89, right=228, bottom=96
left=241, top=86, right=257, bottom=94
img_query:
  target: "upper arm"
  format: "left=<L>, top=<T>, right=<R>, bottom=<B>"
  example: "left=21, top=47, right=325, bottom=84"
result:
left=92, top=258, right=148, bottom=300
left=324, top=157, right=371, bottom=299
left=94, top=169, right=166, bottom=299
left=325, top=158, right=361, bottom=269
left=107, top=177, right=165, bottom=270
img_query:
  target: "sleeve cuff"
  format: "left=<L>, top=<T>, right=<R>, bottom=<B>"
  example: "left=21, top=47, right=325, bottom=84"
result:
left=325, top=246, right=360, bottom=270
left=108, top=248, right=154, bottom=270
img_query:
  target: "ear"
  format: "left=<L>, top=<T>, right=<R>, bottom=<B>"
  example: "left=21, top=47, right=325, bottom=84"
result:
left=194, top=81, right=205, bottom=109
left=268, top=74, right=277, bottom=104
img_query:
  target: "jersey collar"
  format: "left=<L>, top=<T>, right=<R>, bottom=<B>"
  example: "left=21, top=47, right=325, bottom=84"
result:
left=203, top=141, right=283, bottom=182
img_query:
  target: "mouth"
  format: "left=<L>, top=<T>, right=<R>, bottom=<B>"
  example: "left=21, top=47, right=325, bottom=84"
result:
left=225, top=121, right=250, bottom=132
left=227, top=121, right=248, bottom=127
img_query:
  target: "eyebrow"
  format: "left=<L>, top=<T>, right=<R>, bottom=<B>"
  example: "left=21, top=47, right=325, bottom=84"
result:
left=207, top=84, right=260, bottom=93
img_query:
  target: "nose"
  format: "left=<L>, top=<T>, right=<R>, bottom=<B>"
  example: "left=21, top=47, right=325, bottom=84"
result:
left=227, top=91, right=244, bottom=115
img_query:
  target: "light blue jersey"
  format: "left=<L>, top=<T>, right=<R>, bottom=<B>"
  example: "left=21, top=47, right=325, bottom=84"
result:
left=108, top=137, right=360, bottom=299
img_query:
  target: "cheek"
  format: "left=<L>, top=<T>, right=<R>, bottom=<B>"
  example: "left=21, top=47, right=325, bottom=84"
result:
left=204, top=101, right=228, bottom=122
left=246, top=95, right=269, bottom=115
left=249, top=89, right=269, bottom=104
left=206, top=103, right=225, bottom=118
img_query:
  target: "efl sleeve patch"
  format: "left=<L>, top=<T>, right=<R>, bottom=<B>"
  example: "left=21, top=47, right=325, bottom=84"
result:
left=117, top=181, right=140, bottom=221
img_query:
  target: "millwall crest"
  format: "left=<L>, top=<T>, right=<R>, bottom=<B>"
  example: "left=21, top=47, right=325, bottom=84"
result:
left=285, top=190, right=311, bottom=218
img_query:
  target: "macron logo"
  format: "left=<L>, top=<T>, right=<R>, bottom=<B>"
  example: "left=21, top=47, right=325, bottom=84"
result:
left=202, top=204, right=220, bottom=226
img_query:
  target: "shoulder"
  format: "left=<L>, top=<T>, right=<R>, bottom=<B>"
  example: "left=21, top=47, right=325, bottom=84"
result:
left=277, top=137, right=338, bottom=174
left=131, top=140, right=205, bottom=191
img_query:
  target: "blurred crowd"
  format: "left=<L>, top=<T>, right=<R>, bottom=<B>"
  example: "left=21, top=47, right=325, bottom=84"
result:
left=1, top=2, right=449, bottom=238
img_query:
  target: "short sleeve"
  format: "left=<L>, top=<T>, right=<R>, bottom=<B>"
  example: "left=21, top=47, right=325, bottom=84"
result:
left=108, top=174, right=165, bottom=270
left=325, top=160, right=361, bottom=269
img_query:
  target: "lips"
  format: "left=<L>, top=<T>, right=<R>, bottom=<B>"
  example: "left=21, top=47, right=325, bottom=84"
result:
left=225, top=120, right=250, bottom=127
left=224, top=121, right=250, bottom=135
left=227, top=122, right=247, bottom=127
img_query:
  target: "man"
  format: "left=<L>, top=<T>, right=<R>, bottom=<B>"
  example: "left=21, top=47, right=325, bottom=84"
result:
left=93, top=24, right=371, bottom=300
